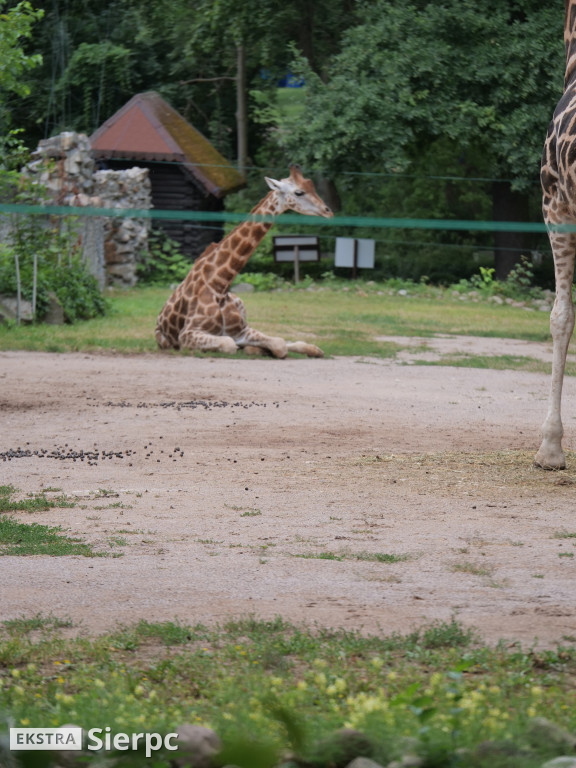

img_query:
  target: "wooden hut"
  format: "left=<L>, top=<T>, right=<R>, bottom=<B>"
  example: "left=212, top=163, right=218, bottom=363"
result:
left=90, top=91, right=245, bottom=258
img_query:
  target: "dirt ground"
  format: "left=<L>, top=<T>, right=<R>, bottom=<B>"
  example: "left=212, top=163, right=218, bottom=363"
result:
left=1, top=337, right=576, bottom=648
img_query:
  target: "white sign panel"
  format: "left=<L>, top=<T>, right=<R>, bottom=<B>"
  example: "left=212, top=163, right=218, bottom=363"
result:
left=334, top=238, right=375, bottom=269
left=273, top=236, right=319, bottom=262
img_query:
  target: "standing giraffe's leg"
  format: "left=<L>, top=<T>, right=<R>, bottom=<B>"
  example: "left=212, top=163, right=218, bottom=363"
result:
left=535, top=230, right=576, bottom=469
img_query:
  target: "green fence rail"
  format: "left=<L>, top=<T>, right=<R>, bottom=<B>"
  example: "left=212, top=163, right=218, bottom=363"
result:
left=0, top=202, right=564, bottom=234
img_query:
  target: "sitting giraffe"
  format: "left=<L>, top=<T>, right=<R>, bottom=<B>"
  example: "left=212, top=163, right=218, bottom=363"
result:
left=535, top=0, right=576, bottom=468
left=155, top=165, right=333, bottom=358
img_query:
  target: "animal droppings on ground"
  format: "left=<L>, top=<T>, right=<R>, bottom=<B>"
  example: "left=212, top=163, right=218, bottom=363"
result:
left=94, top=400, right=280, bottom=411
left=0, top=444, right=184, bottom=466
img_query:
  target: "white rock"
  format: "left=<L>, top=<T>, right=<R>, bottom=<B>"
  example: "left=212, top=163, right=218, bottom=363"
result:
left=171, top=724, right=221, bottom=768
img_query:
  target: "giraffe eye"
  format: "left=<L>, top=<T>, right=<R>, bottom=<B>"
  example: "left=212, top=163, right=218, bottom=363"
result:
left=294, top=190, right=305, bottom=197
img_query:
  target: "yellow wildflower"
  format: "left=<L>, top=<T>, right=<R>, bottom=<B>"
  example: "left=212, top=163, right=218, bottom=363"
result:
left=430, top=672, right=443, bottom=688
left=314, top=672, right=327, bottom=688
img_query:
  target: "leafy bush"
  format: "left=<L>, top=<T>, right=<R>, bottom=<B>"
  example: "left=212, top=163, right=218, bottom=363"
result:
left=452, top=257, right=548, bottom=303
left=0, top=218, right=107, bottom=323
left=1, top=133, right=108, bottom=323
left=232, top=272, right=285, bottom=291
left=137, top=230, right=193, bottom=285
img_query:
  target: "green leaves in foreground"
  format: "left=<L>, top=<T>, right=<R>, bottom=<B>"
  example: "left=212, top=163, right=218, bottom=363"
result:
left=1, top=616, right=576, bottom=768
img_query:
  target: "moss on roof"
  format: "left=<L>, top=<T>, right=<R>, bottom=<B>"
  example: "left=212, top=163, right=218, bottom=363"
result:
left=91, top=92, right=245, bottom=198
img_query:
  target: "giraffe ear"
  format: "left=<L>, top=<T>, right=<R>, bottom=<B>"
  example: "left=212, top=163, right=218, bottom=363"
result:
left=265, top=177, right=283, bottom=192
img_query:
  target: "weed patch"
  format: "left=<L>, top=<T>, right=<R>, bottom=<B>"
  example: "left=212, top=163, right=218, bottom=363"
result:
left=293, top=551, right=409, bottom=564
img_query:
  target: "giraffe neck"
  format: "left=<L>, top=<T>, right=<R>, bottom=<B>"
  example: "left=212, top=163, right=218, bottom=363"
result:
left=194, top=192, right=281, bottom=295
left=565, top=0, right=576, bottom=89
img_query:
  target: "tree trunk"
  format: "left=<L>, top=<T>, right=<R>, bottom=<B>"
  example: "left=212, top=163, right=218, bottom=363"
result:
left=236, top=44, right=247, bottom=176
left=315, top=177, right=341, bottom=213
left=492, top=181, right=531, bottom=280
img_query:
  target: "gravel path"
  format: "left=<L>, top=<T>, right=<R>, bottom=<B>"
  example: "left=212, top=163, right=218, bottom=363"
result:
left=1, top=342, right=575, bottom=647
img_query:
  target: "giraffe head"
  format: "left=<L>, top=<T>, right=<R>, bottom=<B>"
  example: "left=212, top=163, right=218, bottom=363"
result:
left=265, top=165, right=333, bottom=218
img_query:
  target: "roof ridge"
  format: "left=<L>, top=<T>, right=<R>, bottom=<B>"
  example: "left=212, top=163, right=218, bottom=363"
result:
left=90, top=92, right=245, bottom=198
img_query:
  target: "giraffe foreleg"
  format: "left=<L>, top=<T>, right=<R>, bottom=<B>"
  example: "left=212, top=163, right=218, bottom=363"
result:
left=178, top=326, right=238, bottom=355
left=234, top=326, right=288, bottom=359
left=286, top=341, right=324, bottom=358
left=535, top=232, right=576, bottom=469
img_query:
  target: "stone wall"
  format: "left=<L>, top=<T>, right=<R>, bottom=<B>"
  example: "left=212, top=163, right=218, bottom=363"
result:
left=25, top=132, right=151, bottom=287
left=94, top=168, right=150, bottom=286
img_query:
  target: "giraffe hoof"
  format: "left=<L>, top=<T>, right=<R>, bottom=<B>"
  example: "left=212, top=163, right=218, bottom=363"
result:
left=534, top=448, right=566, bottom=471
left=219, top=337, right=238, bottom=355
left=534, top=458, right=566, bottom=471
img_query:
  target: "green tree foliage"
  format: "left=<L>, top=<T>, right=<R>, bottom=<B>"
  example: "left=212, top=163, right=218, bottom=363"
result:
left=4, top=0, right=357, bottom=158
left=274, top=0, right=564, bottom=279
left=281, top=0, right=563, bottom=190
left=2, top=0, right=569, bottom=285
left=0, top=1, right=43, bottom=97
left=0, top=0, right=43, bottom=137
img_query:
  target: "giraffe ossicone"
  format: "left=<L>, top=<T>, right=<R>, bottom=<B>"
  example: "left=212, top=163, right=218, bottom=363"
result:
left=535, top=0, right=576, bottom=469
left=155, top=165, right=333, bottom=359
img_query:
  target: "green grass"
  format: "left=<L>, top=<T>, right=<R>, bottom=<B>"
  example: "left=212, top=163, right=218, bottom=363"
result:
left=411, top=353, right=554, bottom=374
left=0, top=283, right=556, bottom=361
left=0, top=486, right=101, bottom=557
left=0, top=515, right=100, bottom=556
left=0, top=484, right=75, bottom=513
left=2, top=613, right=73, bottom=634
left=1, top=616, right=576, bottom=768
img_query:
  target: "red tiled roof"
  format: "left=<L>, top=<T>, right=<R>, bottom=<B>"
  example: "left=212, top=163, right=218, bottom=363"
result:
left=90, top=91, right=245, bottom=198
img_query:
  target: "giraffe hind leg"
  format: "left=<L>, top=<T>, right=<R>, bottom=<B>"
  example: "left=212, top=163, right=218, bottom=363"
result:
left=534, top=230, right=576, bottom=470
left=155, top=326, right=175, bottom=350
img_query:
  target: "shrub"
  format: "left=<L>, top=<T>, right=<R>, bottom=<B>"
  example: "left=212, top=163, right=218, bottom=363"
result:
left=0, top=220, right=107, bottom=323
left=137, top=230, right=193, bottom=285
